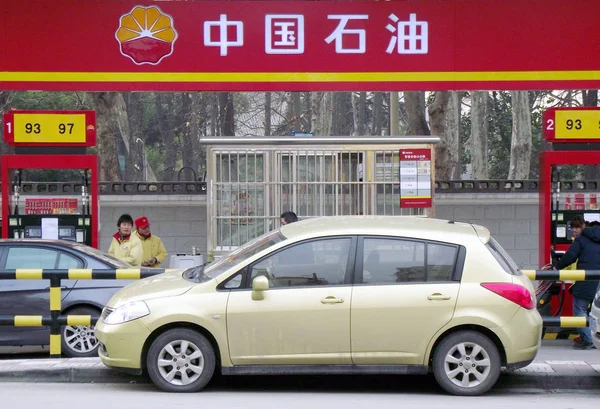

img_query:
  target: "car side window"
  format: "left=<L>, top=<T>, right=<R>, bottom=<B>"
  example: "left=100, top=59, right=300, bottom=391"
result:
left=361, top=238, right=457, bottom=284
left=426, top=243, right=458, bottom=281
left=5, top=247, right=59, bottom=269
left=223, top=273, right=243, bottom=289
left=250, top=238, right=351, bottom=288
left=57, top=252, right=84, bottom=269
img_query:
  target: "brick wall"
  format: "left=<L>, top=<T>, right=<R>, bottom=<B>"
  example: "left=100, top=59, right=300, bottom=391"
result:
left=97, top=192, right=540, bottom=269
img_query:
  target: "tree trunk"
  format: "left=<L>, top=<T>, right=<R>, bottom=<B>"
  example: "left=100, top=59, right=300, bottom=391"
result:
left=508, top=91, right=532, bottom=180
left=405, top=92, right=430, bottom=136
left=180, top=92, right=199, bottom=181
left=351, top=92, right=359, bottom=136
left=304, top=92, right=312, bottom=133
left=470, top=91, right=489, bottom=179
left=89, top=92, right=120, bottom=181
left=127, top=93, right=145, bottom=181
left=264, top=92, right=272, bottom=136
left=446, top=91, right=461, bottom=179
left=332, top=92, right=353, bottom=136
left=155, top=93, right=178, bottom=181
left=312, top=92, right=333, bottom=136
left=218, top=93, right=235, bottom=136
left=114, top=93, right=144, bottom=181
left=210, top=93, right=218, bottom=136
left=371, top=92, right=384, bottom=136
left=583, top=90, right=600, bottom=179
left=292, top=92, right=302, bottom=133
left=428, top=91, right=451, bottom=180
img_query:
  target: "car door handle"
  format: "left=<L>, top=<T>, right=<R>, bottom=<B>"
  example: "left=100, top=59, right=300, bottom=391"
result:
left=427, top=293, right=451, bottom=301
left=321, top=296, right=344, bottom=304
left=45, top=286, right=69, bottom=291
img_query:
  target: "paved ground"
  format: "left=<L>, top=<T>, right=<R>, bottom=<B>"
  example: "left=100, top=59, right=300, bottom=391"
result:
left=1, top=339, right=600, bottom=390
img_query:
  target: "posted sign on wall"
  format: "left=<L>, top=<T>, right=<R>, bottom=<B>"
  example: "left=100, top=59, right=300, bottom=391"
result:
left=399, top=149, right=432, bottom=208
left=0, top=0, right=598, bottom=91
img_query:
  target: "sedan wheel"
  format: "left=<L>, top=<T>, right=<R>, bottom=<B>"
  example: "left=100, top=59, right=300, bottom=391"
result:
left=432, top=331, right=501, bottom=396
left=61, top=307, right=100, bottom=358
left=147, top=329, right=216, bottom=392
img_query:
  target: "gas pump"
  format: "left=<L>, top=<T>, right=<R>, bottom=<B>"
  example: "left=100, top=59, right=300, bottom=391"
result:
left=1, top=110, right=99, bottom=248
left=539, top=107, right=600, bottom=337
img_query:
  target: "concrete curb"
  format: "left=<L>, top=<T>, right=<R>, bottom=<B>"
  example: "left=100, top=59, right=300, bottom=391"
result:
left=0, top=367, right=148, bottom=384
left=497, top=371, right=600, bottom=390
left=1, top=358, right=600, bottom=390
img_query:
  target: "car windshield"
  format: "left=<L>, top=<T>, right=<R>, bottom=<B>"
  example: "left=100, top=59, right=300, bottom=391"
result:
left=183, top=229, right=285, bottom=283
left=69, top=242, right=130, bottom=268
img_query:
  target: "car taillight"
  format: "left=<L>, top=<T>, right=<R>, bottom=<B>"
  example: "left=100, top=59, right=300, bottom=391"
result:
left=480, top=283, right=535, bottom=309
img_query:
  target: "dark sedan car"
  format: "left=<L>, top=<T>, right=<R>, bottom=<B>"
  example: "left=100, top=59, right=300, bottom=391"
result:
left=0, top=239, right=134, bottom=357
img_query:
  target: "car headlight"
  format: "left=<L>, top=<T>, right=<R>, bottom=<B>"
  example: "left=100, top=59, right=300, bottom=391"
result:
left=103, top=301, right=150, bottom=325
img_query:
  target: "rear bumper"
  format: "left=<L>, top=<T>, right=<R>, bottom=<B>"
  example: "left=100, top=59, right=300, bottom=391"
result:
left=500, top=308, right=543, bottom=365
left=506, top=358, right=534, bottom=371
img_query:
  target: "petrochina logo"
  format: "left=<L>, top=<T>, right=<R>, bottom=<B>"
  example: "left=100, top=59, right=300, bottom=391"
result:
left=115, top=6, right=178, bottom=65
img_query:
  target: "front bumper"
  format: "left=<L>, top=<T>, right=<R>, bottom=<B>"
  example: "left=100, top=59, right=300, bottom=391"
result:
left=95, top=318, right=151, bottom=370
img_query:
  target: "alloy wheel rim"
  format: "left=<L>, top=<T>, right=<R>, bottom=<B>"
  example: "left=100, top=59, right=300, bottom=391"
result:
left=63, top=325, right=99, bottom=354
left=443, top=341, right=491, bottom=388
left=157, top=340, right=205, bottom=386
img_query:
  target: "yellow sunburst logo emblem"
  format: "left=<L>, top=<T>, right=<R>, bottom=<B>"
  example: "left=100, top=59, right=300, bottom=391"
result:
left=115, top=6, right=178, bottom=65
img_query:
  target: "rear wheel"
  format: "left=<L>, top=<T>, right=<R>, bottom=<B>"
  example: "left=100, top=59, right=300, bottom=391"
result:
left=146, top=328, right=216, bottom=392
left=61, top=306, right=100, bottom=358
left=432, top=331, right=501, bottom=396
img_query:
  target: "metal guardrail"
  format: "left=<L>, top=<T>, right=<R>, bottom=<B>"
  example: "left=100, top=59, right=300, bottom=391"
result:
left=524, top=269, right=598, bottom=329
left=0, top=182, right=208, bottom=195
left=0, top=268, right=164, bottom=357
left=0, top=267, right=589, bottom=357
left=523, top=269, right=600, bottom=281
left=0, top=179, right=597, bottom=195
left=542, top=316, right=588, bottom=328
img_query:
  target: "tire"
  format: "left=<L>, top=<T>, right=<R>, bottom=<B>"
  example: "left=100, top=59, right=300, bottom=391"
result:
left=146, top=328, right=216, bottom=393
left=61, top=306, right=101, bottom=358
left=432, top=330, right=501, bottom=396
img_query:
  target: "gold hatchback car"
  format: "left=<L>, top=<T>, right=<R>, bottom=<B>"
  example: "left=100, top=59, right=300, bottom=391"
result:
left=96, top=216, right=542, bottom=396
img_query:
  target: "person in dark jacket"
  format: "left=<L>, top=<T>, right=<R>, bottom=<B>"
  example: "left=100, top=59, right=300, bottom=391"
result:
left=280, top=211, right=298, bottom=226
left=555, top=226, right=600, bottom=349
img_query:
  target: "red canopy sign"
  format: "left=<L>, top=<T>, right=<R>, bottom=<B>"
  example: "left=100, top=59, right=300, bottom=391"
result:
left=1, top=0, right=599, bottom=91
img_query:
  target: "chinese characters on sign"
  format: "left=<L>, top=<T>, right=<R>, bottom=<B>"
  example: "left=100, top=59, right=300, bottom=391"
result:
left=399, top=148, right=432, bottom=208
left=266, top=15, right=304, bottom=54
left=177, top=12, right=428, bottom=58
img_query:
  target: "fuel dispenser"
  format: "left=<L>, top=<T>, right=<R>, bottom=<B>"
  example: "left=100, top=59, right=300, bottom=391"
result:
left=1, top=110, right=99, bottom=248
left=539, top=107, right=600, bottom=335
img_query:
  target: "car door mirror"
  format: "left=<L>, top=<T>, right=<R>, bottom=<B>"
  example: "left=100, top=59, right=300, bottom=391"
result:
left=252, top=275, right=269, bottom=292
left=251, top=275, right=269, bottom=300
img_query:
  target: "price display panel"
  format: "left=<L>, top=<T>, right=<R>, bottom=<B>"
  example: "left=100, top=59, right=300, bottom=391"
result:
left=544, top=108, right=600, bottom=143
left=3, top=110, right=96, bottom=146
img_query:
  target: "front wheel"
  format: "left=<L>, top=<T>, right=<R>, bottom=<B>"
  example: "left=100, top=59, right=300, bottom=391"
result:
left=432, top=330, right=501, bottom=396
left=61, top=306, right=100, bottom=358
left=146, top=328, right=216, bottom=392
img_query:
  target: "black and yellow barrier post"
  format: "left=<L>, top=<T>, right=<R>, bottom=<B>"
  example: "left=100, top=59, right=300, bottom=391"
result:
left=0, top=268, right=164, bottom=358
left=523, top=269, right=600, bottom=281
left=524, top=269, right=599, bottom=332
left=50, top=275, right=61, bottom=357
left=542, top=316, right=588, bottom=328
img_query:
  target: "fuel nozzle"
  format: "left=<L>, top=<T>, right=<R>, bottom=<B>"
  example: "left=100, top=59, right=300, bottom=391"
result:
left=81, top=170, right=90, bottom=216
left=12, top=169, right=21, bottom=216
